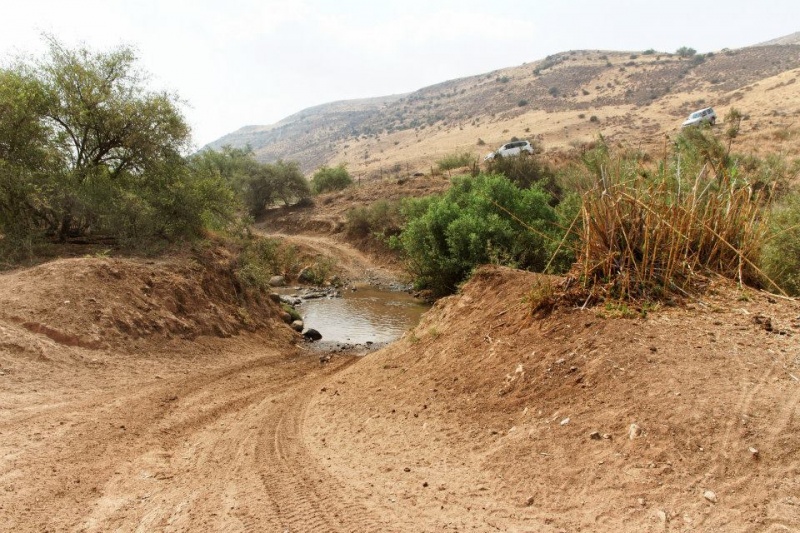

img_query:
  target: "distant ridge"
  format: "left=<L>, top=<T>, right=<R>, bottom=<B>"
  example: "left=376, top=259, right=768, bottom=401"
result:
left=206, top=32, right=800, bottom=175
left=755, top=31, right=800, bottom=46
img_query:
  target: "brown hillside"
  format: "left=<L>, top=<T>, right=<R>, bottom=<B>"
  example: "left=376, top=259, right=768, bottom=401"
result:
left=207, top=42, right=800, bottom=176
left=308, top=266, right=800, bottom=531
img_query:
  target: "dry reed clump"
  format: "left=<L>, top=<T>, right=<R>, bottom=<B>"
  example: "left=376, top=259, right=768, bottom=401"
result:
left=577, top=165, right=776, bottom=300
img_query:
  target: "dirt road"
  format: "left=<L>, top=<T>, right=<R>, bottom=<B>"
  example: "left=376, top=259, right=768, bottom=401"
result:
left=0, top=329, right=393, bottom=532
left=3, top=242, right=799, bottom=532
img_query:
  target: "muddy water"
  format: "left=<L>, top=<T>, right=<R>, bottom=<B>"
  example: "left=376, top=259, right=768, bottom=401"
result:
left=296, top=286, right=429, bottom=346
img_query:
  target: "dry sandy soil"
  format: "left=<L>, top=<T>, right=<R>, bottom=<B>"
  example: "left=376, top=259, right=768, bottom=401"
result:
left=1, top=239, right=799, bottom=531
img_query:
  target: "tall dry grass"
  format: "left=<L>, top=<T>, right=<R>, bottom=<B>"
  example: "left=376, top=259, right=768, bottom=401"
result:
left=576, top=140, right=781, bottom=299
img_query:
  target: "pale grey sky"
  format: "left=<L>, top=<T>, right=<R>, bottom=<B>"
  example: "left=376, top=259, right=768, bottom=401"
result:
left=1, top=0, right=797, bottom=148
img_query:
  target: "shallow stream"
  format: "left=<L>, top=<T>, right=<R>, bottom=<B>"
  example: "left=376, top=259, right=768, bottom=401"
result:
left=280, top=285, right=429, bottom=349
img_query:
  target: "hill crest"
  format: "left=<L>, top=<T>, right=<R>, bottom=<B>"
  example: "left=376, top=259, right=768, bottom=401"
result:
left=206, top=34, right=800, bottom=175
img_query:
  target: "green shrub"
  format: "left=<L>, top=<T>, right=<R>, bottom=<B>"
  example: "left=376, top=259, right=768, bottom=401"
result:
left=761, top=193, right=800, bottom=295
left=345, top=200, right=404, bottom=241
left=676, top=46, right=696, bottom=58
left=235, top=237, right=282, bottom=290
left=437, top=151, right=475, bottom=172
left=310, top=164, right=353, bottom=194
left=396, top=174, right=564, bottom=297
left=483, top=150, right=560, bottom=199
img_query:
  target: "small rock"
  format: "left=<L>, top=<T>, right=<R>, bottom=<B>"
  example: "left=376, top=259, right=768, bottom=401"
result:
left=638, top=497, right=646, bottom=506
left=268, top=293, right=281, bottom=303
left=279, top=311, right=292, bottom=324
left=303, top=328, right=322, bottom=341
left=748, top=446, right=759, bottom=459
left=291, top=320, right=304, bottom=332
left=629, top=423, right=642, bottom=439
left=525, top=496, right=535, bottom=507
left=602, top=433, right=612, bottom=440
left=269, top=275, right=286, bottom=287
left=656, top=509, right=668, bottom=523
left=422, top=481, right=428, bottom=487
left=403, top=467, right=411, bottom=472
left=703, top=490, right=717, bottom=503
left=589, top=431, right=602, bottom=440
left=560, top=417, right=570, bottom=426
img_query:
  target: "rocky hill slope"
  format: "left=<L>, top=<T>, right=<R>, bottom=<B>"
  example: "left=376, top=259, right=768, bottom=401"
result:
left=206, top=35, right=800, bottom=175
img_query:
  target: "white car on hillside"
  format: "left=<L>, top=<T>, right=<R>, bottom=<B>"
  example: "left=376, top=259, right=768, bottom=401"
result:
left=484, top=140, right=534, bottom=161
left=682, top=107, right=717, bottom=128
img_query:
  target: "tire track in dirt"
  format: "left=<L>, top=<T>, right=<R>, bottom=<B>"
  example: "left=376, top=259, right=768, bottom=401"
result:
left=1, top=344, right=389, bottom=532
left=254, top=364, right=390, bottom=532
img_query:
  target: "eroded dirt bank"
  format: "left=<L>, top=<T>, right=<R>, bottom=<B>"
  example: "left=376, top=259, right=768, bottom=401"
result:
left=2, top=246, right=799, bottom=532
left=308, top=266, right=800, bottom=532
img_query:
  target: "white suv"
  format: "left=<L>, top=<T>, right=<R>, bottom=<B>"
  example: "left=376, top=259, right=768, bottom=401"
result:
left=682, top=107, right=717, bottom=128
left=484, top=140, right=534, bottom=161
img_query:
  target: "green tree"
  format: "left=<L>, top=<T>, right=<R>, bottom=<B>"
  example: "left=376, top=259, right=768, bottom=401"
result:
left=0, top=37, right=239, bottom=252
left=190, top=147, right=310, bottom=217
left=310, top=164, right=353, bottom=194
left=676, top=46, right=697, bottom=58
left=36, top=37, right=191, bottom=240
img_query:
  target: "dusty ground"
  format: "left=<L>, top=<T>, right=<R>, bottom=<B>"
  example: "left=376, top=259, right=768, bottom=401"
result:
left=309, top=267, right=800, bottom=532
left=1, top=241, right=799, bottom=531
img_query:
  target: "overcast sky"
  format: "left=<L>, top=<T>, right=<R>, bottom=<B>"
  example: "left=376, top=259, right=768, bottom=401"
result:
left=1, top=1, right=797, bottom=148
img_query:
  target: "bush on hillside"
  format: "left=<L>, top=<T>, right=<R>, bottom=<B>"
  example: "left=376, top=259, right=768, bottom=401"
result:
left=345, top=200, right=404, bottom=241
left=395, top=174, right=565, bottom=297
left=436, top=151, right=475, bottom=173
left=310, top=164, right=353, bottom=194
left=483, top=150, right=561, bottom=200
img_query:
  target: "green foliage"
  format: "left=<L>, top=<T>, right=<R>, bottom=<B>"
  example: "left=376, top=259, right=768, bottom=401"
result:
left=676, top=46, right=697, bottom=58
left=281, top=303, right=302, bottom=322
left=483, top=149, right=560, bottom=199
left=0, top=37, right=239, bottom=258
left=235, top=236, right=282, bottom=290
left=436, top=151, right=475, bottom=172
left=396, top=174, right=563, bottom=297
left=642, top=49, right=656, bottom=55
left=761, top=193, right=800, bottom=295
left=345, top=199, right=404, bottom=241
left=191, top=148, right=309, bottom=218
left=310, top=164, right=353, bottom=194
